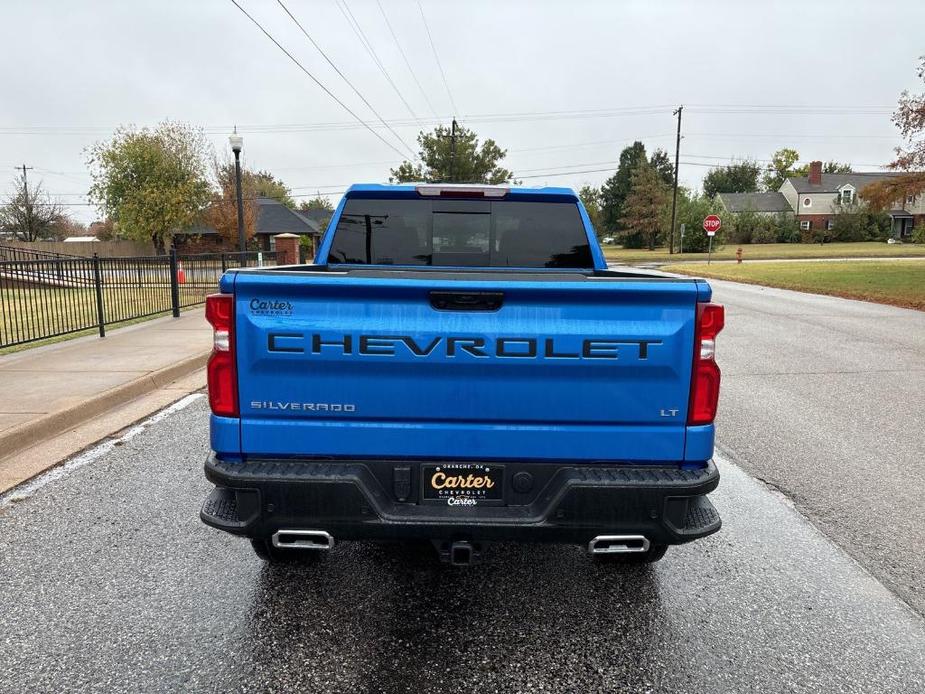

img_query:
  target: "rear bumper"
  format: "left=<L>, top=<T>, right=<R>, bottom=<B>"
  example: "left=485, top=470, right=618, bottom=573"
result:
left=200, top=454, right=721, bottom=546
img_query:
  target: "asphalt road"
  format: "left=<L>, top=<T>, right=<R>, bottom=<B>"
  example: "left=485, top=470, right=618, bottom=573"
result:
left=711, top=280, right=925, bottom=616
left=2, top=396, right=924, bottom=693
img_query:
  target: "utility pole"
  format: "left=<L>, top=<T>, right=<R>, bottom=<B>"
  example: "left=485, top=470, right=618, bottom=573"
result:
left=18, top=164, right=34, bottom=241
left=449, top=118, right=458, bottom=183
left=668, top=106, right=682, bottom=255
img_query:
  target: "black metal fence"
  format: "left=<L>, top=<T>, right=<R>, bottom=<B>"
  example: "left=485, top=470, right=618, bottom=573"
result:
left=0, top=248, right=276, bottom=349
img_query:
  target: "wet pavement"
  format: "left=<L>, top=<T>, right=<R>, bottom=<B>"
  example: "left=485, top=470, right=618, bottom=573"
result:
left=1, top=397, right=924, bottom=693
left=711, top=280, right=925, bottom=615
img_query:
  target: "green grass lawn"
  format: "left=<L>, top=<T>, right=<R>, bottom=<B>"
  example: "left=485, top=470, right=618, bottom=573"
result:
left=0, top=285, right=208, bottom=354
left=603, top=242, right=925, bottom=264
left=670, top=259, right=925, bottom=311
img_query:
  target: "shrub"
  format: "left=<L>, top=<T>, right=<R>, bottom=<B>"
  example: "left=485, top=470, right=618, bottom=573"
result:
left=774, top=213, right=801, bottom=243
left=751, top=219, right=778, bottom=244
left=729, top=209, right=757, bottom=244
left=800, top=227, right=824, bottom=244
left=830, top=202, right=893, bottom=242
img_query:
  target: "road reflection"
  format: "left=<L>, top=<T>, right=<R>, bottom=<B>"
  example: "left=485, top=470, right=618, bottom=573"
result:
left=236, top=541, right=667, bottom=692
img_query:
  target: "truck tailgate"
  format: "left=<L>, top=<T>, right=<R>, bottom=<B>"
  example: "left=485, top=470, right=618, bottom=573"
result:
left=232, top=271, right=700, bottom=462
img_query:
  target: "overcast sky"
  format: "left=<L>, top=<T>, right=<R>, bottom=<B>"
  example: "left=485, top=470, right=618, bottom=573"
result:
left=1, top=0, right=922, bottom=223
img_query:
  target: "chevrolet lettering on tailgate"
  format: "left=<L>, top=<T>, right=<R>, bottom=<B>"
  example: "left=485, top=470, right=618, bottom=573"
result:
left=267, top=333, right=662, bottom=360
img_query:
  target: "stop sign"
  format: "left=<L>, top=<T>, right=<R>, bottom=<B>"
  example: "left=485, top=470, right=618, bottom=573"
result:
left=703, top=215, right=722, bottom=236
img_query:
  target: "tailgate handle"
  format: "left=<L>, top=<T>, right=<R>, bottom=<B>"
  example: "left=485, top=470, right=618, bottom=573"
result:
left=429, top=291, right=504, bottom=311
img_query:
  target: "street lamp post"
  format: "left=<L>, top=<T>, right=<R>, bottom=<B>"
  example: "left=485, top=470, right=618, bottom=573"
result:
left=229, top=130, right=246, bottom=263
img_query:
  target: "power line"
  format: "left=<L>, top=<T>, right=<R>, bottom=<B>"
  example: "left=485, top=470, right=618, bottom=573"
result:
left=417, top=1, right=457, bottom=116
left=0, top=103, right=901, bottom=137
left=686, top=131, right=897, bottom=140
left=41, top=190, right=355, bottom=208
left=38, top=152, right=893, bottom=204
left=274, top=159, right=401, bottom=171
left=335, top=0, right=419, bottom=121
left=274, top=0, right=417, bottom=160
left=515, top=160, right=893, bottom=180
left=687, top=103, right=892, bottom=109
left=0, top=106, right=671, bottom=135
left=682, top=153, right=888, bottom=167
left=376, top=0, right=439, bottom=118
left=686, top=105, right=892, bottom=115
left=224, top=0, right=411, bottom=160
left=514, top=159, right=624, bottom=174
left=38, top=155, right=898, bottom=207
left=509, top=135, right=675, bottom=153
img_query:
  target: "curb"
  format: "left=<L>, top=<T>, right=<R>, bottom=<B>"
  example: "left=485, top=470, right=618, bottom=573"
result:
left=0, top=351, right=210, bottom=462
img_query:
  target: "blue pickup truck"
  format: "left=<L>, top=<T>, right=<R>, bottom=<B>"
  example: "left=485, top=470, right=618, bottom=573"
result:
left=200, top=183, right=724, bottom=566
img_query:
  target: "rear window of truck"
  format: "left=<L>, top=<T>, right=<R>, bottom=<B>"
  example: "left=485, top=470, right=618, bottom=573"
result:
left=327, top=198, right=594, bottom=268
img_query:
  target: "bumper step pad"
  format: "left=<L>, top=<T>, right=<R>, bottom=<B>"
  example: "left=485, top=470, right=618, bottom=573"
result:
left=201, top=487, right=245, bottom=529
left=677, top=495, right=721, bottom=537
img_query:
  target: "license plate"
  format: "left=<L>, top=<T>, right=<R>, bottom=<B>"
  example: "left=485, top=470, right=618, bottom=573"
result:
left=421, top=463, right=504, bottom=505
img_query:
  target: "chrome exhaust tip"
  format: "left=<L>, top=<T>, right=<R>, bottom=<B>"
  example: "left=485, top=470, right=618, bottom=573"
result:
left=588, top=535, right=650, bottom=554
left=272, top=530, right=334, bottom=550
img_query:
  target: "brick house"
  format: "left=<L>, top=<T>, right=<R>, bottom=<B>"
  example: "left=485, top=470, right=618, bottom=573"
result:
left=779, top=162, right=924, bottom=239
left=176, top=197, right=321, bottom=253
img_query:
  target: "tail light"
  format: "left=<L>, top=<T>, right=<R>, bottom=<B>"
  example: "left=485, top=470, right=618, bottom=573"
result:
left=205, top=294, right=238, bottom=417
left=688, top=302, right=724, bottom=425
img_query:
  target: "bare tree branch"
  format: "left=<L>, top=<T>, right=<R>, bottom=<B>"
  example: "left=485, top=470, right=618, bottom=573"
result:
left=0, top=173, right=65, bottom=241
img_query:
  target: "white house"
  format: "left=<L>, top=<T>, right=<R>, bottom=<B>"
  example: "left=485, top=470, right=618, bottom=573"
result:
left=779, top=161, right=923, bottom=238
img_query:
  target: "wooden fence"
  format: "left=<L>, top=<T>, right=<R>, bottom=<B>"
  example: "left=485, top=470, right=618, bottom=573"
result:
left=0, top=240, right=155, bottom=258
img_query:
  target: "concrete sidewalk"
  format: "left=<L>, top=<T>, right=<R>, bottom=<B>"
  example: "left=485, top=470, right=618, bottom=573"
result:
left=0, top=312, right=211, bottom=491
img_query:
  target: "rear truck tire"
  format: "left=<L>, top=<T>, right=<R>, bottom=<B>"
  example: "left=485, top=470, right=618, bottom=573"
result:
left=593, top=543, right=668, bottom=565
left=249, top=538, right=323, bottom=564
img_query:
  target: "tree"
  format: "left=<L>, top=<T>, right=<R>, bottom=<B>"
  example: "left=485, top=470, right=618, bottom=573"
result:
left=0, top=172, right=64, bottom=241
left=298, top=194, right=334, bottom=231
left=390, top=123, right=514, bottom=184
left=600, top=141, right=648, bottom=233
left=863, top=55, right=925, bottom=240
left=203, top=158, right=257, bottom=247
left=619, top=163, right=669, bottom=250
left=214, top=164, right=294, bottom=209
left=577, top=185, right=604, bottom=236
left=763, top=149, right=853, bottom=191
left=822, top=161, right=853, bottom=174
left=252, top=170, right=295, bottom=208
left=671, top=192, right=729, bottom=252
left=299, top=194, right=333, bottom=213
left=87, top=122, right=212, bottom=251
left=48, top=216, right=88, bottom=241
left=88, top=219, right=118, bottom=241
left=702, top=160, right=761, bottom=198
left=789, top=160, right=853, bottom=177
left=649, top=148, right=675, bottom=186
left=762, top=148, right=801, bottom=191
